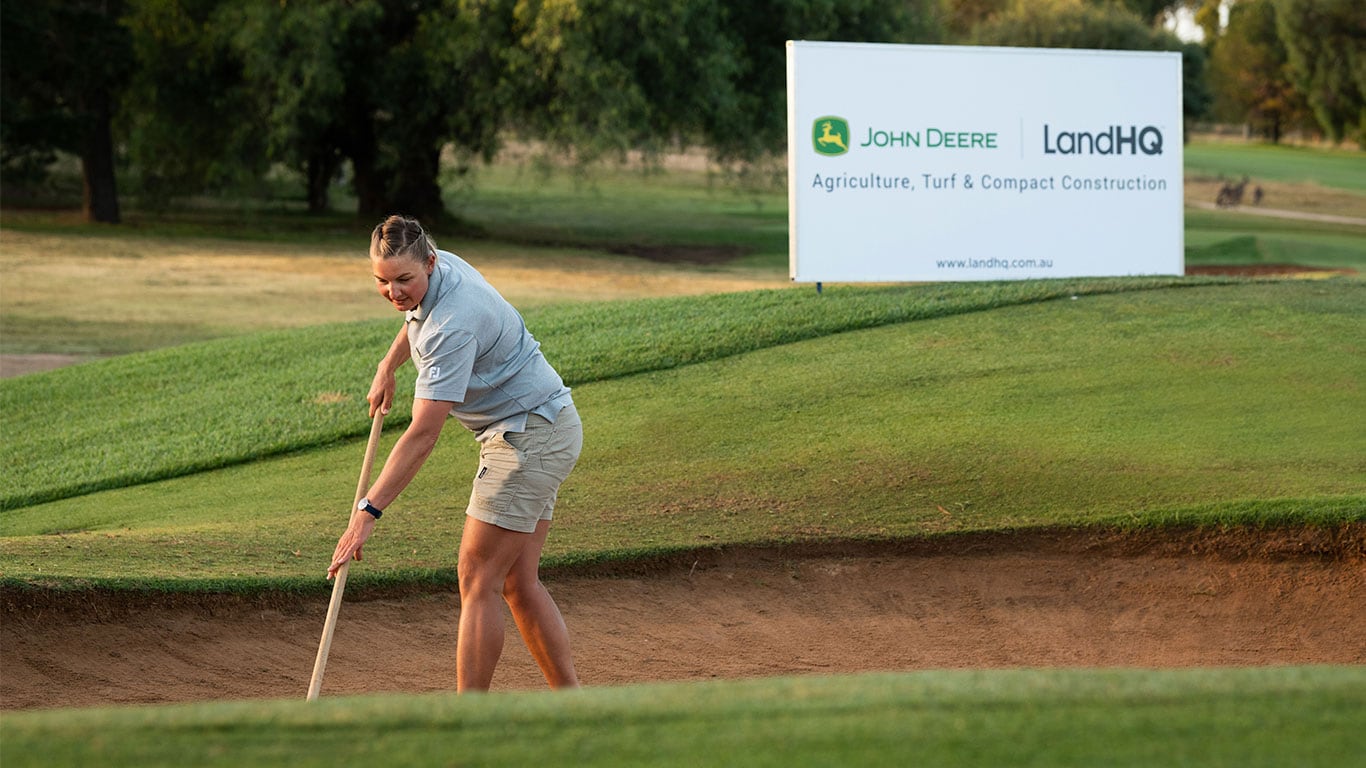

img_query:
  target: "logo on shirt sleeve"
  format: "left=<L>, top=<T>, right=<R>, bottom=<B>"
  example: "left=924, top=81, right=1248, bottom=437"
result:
left=429, top=366, right=441, bottom=379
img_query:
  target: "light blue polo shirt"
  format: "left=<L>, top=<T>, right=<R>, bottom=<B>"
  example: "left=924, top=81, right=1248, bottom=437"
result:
left=406, top=251, right=572, bottom=439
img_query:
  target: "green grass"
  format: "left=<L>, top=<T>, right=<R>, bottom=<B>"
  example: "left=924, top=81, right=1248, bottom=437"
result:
left=0, top=276, right=1212, bottom=512
left=1184, top=209, right=1366, bottom=270
left=1, top=159, right=789, bottom=265
left=3, top=667, right=1362, bottom=768
left=3, top=280, right=1361, bottom=589
left=1182, top=140, right=1366, bottom=271
left=457, top=159, right=789, bottom=262
left=1184, top=141, right=1366, bottom=193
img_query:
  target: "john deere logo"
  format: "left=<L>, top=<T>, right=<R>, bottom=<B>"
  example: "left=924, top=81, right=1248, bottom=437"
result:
left=813, top=116, right=850, bottom=156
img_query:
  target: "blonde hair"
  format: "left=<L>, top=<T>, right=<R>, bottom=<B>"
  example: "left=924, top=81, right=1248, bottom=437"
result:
left=370, top=215, right=437, bottom=262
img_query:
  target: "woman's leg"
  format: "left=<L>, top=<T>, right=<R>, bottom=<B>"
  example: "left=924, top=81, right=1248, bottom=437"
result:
left=456, top=517, right=577, bottom=691
left=503, top=519, right=578, bottom=688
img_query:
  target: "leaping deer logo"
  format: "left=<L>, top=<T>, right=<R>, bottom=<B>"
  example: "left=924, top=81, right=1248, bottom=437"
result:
left=813, top=116, right=850, bottom=156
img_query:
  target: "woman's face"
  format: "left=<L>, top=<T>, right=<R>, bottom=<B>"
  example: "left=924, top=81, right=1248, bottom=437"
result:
left=372, top=251, right=435, bottom=312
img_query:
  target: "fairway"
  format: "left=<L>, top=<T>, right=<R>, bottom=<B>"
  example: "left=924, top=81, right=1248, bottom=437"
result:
left=4, top=525, right=1362, bottom=709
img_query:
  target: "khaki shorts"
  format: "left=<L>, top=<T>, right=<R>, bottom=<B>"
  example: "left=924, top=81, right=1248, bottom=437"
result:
left=467, top=404, right=583, bottom=533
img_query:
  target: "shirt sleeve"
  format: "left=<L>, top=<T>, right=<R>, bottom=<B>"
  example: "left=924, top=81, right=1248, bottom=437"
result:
left=413, top=325, right=476, bottom=403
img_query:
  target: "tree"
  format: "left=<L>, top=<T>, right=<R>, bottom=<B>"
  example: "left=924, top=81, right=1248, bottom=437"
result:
left=973, top=0, right=1170, bottom=48
left=502, top=0, right=940, bottom=164
left=1, top=0, right=133, bottom=222
left=120, top=0, right=267, bottom=206
left=971, top=0, right=1210, bottom=126
left=940, top=0, right=1012, bottom=40
left=1192, top=0, right=1225, bottom=41
left=942, top=0, right=1197, bottom=38
left=721, top=0, right=942, bottom=158
left=372, top=2, right=508, bottom=219
left=501, top=0, right=743, bottom=161
left=1272, top=0, right=1365, bottom=146
left=225, top=0, right=506, bottom=219
left=227, top=2, right=366, bottom=213
left=1116, top=0, right=1188, bottom=24
left=1208, top=0, right=1311, bottom=142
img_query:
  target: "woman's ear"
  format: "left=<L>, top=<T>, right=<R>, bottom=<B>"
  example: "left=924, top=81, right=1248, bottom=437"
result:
left=426, top=251, right=437, bottom=274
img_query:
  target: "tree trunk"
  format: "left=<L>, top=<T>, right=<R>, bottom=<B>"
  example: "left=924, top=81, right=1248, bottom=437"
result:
left=352, top=151, right=385, bottom=219
left=340, top=105, right=386, bottom=219
left=81, top=89, right=120, bottom=224
left=387, top=145, right=445, bottom=222
left=348, top=131, right=386, bottom=219
left=305, top=151, right=339, bottom=214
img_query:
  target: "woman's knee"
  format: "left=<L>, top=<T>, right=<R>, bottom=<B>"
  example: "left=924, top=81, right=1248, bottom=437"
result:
left=458, top=552, right=503, bottom=598
left=502, top=570, right=544, bottom=610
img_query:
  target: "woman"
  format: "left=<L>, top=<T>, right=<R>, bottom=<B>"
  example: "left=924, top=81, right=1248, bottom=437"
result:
left=329, top=215, right=582, bottom=692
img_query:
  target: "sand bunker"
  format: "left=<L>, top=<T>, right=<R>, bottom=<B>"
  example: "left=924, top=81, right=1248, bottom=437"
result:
left=3, top=525, right=1362, bottom=710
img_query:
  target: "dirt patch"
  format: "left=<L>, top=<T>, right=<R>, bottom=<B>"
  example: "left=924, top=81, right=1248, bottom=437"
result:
left=0, top=354, right=92, bottom=379
left=3, top=525, right=1362, bottom=711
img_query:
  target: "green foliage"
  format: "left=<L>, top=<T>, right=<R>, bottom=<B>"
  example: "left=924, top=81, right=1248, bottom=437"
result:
left=119, top=0, right=269, bottom=204
left=968, top=0, right=1209, bottom=122
left=971, top=1, right=1171, bottom=49
left=1116, top=0, right=1184, bottom=23
left=11, top=0, right=946, bottom=219
left=225, top=2, right=369, bottom=212
left=718, top=0, right=943, bottom=157
left=3, top=668, right=1363, bottom=767
left=1272, top=0, right=1366, bottom=147
left=938, top=0, right=1191, bottom=41
left=0, top=0, right=132, bottom=221
left=124, top=0, right=506, bottom=218
left=503, top=0, right=941, bottom=163
left=504, top=0, right=734, bottom=159
left=1179, top=39, right=1213, bottom=123
left=0, top=2, right=89, bottom=180
left=939, top=0, right=1011, bottom=39
left=1207, top=0, right=1313, bottom=142
left=1193, top=0, right=1223, bottom=42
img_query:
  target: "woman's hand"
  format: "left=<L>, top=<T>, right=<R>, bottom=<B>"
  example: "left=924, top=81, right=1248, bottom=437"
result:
left=368, top=323, right=411, bottom=417
left=367, top=368, right=396, bottom=417
left=328, top=511, right=378, bottom=580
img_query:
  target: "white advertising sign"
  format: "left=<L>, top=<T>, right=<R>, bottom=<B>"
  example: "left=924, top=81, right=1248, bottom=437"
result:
left=787, top=41, right=1184, bottom=282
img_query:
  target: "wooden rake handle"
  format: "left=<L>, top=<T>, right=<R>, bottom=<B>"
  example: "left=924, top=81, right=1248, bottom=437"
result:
left=307, top=411, right=385, bottom=701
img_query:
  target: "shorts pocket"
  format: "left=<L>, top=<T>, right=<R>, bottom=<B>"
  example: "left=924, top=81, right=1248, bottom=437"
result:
left=472, top=434, right=524, bottom=513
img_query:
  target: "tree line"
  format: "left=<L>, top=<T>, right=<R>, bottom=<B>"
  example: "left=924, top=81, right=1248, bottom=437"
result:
left=1, top=0, right=1360, bottom=224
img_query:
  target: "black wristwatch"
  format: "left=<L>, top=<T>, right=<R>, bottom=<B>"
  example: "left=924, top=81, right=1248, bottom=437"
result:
left=357, top=498, right=384, bottom=519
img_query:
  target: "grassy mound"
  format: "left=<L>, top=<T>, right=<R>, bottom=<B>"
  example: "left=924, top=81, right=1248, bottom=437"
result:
left=1, top=277, right=1214, bottom=511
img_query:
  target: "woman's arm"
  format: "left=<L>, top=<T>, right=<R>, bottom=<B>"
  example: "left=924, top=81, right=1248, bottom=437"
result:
left=361, top=397, right=450, bottom=510
left=368, top=323, right=412, bottom=417
left=328, top=396, right=452, bottom=579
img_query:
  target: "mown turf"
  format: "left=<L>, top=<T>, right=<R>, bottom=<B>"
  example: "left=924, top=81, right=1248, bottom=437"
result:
left=2, top=280, right=1361, bottom=589
left=1184, top=209, right=1366, bottom=270
left=3, top=667, right=1362, bottom=768
left=0, top=277, right=1215, bottom=511
left=1184, top=141, right=1366, bottom=193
